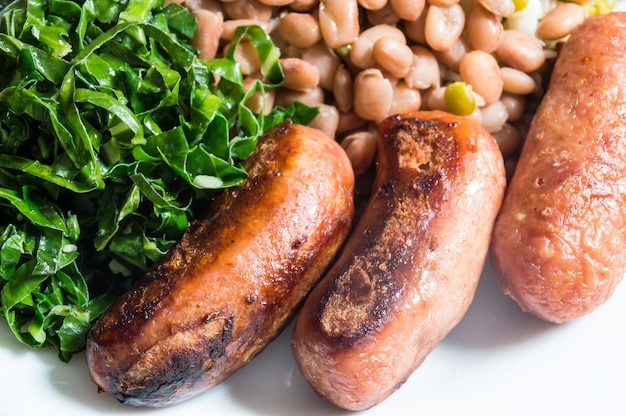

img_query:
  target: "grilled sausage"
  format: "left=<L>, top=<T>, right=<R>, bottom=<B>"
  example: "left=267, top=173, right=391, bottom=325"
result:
left=490, top=13, right=626, bottom=323
left=86, top=120, right=355, bottom=407
left=291, top=111, right=506, bottom=411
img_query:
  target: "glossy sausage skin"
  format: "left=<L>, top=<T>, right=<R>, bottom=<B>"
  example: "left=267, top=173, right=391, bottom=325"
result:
left=490, top=13, right=626, bottom=323
left=291, top=111, right=506, bottom=411
left=86, top=121, right=355, bottom=407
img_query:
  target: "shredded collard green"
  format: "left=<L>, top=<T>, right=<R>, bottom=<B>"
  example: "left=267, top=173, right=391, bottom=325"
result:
left=0, top=0, right=318, bottom=361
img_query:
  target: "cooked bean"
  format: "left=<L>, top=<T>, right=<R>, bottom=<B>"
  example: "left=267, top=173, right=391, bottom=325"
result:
left=425, top=4, right=465, bottom=52
left=302, top=42, right=342, bottom=90
left=459, top=50, right=503, bottom=105
left=190, top=9, right=223, bottom=60
left=340, top=131, right=377, bottom=175
left=280, top=58, right=320, bottom=91
left=495, top=30, right=545, bottom=73
left=289, top=0, right=320, bottom=11
left=465, top=1, right=503, bottom=53
left=222, top=0, right=272, bottom=21
left=432, top=36, right=470, bottom=73
left=427, top=0, right=460, bottom=7
left=500, top=92, right=526, bottom=122
left=337, top=110, right=369, bottom=134
left=318, top=0, right=360, bottom=48
left=358, top=0, right=388, bottom=10
left=278, top=12, right=321, bottom=48
left=422, top=86, right=447, bottom=111
left=366, top=3, right=401, bottom=25
left=372, top=37, right=414, bottom=79
left=480, top=100, right=509, bottom=133
left=404, top=6, right=427, bottom=45
left=333, top=65, right=354, bottom=113
left=536, top=3, right=587, bottom=41
left=492, top=122, right=522, bottom=158
left=405, top=45, right=441, bottom=90
left=500, top=66, right=537, bottom=95
left=478, top=0, right=515, bottom=17
left=389, top=81, right=422, bottom=115
left=309, top=104, right=340, bottom=139
left=350, top=24, right=406, bottom=70
left=257, top=0, right=294, bottom=5
left=274, top=86, right=325, bottom=108
left=353, top=69, right=393, bottom=121
left=389, top=0, right=425, bottom=20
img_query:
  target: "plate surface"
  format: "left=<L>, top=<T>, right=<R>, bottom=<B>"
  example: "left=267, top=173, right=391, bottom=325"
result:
left=3, top=8, right=626, bottom=416
left=3, top=256, right=626, bottom=415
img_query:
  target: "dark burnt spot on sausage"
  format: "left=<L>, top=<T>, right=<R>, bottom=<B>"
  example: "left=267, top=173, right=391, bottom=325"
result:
left=245, top=293, right=258, bottom=304
left=117, top=313, right=236, bottom=406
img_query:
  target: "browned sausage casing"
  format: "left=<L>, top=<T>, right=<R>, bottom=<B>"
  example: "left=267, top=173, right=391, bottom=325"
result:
left=490, top=13, right=626, bottom=324
left=86, top=121, right=355, bottom=407
left=291, top=111, right=506, bottom=411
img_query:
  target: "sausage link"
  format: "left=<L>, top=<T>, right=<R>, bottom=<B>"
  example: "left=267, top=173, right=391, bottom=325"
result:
left=86, top=121, right=355, bottom=407
left=291, top=110, right=506, bottom=411
left=490, top=13, right=626, bottom=323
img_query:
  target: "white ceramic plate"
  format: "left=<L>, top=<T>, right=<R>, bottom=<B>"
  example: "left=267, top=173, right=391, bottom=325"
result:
left=4, top=8, right=626, bottom=416
left=3, top=255, right=626, bottom=416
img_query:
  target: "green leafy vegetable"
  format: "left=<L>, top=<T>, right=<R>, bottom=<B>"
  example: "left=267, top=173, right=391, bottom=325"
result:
left=0, top=0, right=318, bottom=361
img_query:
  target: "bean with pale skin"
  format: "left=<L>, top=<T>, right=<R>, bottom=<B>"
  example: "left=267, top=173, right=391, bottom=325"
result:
left=350, top=24, right=407, bottom=70
left=389, top=0, right=425, bottom=20
left=340, top=131, right=377, bottom=176
left=280, top=58, right=321, bottom=91
left=495, top=30, right=545, bottom=73
left=275, top=86, right=325, bottom=108
left=302, top=42, right=342, bottom=91
left=478, top=0, right=515, bottom=17
left=479, top=100, right=508, bottom=133
left=432, top=36, right=470, bottom=73
left=465, top=1, right=503, bottom=53
left=353, top=69, right=394, bottom=121
left=318, top=0, right=360, bottom=48
left=358, top=0, right=388, bottom=10
left=372, top=37, right=414, bottom=79
left=333, top=65, right=354, bottom=113
left=222, top=0, right=273, bottom=21
left=500, top=67, right=537, bottom=95
left=425, top=4, right=465, bottom=51
left=403, top=7, right=427, bottom=44
left=500, top=92, right=526, bottom=122
left=278, top=12, right=321, bottom=48
left=405, top=45, right=441, bottom=90
left=290, top=0, right=320, bottom=11
left=190, top=9, right=223, bottom=60
left=535, top=2, right=587, bottom=41
left=366, top=3, right=402, bottom=25
left=459, top=50, right=504, bottom=106
left=389, top=81, right=422, bottom=115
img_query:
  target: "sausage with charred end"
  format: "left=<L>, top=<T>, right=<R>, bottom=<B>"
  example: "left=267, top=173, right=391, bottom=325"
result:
left=490, top=13, right=626, bottom=323
left=86, top=120, right=355, bottom=407
left=291, top=110, right=506, bottom=411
